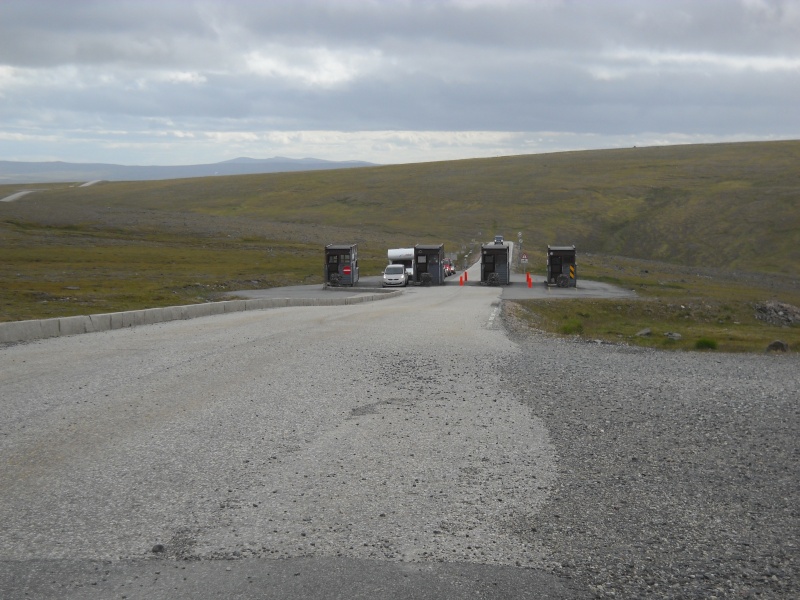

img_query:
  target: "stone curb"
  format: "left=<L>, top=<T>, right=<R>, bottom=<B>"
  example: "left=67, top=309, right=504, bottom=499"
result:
left=0, top=291, right=402, bottom=344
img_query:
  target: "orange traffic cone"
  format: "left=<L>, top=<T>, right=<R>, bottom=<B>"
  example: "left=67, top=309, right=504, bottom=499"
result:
left=459, top=275, right=463, bottom=286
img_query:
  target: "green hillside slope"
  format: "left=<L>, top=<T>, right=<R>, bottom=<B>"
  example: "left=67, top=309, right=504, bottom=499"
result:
left=5, top=140, right=797, bottom=274
left=1, top=140, right=798, bottom=326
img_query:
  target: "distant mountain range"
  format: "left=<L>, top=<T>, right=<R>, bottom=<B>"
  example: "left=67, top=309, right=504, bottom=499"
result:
left=0, top=157, right=378, bottom=184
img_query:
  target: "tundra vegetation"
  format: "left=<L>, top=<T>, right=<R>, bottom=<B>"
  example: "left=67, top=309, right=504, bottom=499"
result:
left=1, top=140, right=797, bottom=352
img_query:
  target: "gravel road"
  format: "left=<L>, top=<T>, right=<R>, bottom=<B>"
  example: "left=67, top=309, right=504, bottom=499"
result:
left=501, top=303, right=798, bottom=599
left=1, top=284, right=797, bottom=598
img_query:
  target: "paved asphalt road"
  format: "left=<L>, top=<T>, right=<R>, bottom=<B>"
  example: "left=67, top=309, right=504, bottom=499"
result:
left=1, top=267, right=598, bottom=599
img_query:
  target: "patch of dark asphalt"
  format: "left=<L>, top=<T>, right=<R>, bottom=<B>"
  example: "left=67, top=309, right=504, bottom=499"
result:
left=0, top=557, right=589, bottom=600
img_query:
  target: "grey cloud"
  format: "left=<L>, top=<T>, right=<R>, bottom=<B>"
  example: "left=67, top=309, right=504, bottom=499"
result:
left=4, top=1, right=797, bottom=67
left=0, top=1, right=217, bottom=67
left=0, top=0, right=797, bottom=165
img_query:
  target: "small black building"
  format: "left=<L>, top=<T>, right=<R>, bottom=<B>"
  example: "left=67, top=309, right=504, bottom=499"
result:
left=324, top=244, right=359, bottom=286
left=481, top=243, right=511, bottom=285
left=546, top=245, right=577, bottom=287
left=414, top=244, right=445, bottom=285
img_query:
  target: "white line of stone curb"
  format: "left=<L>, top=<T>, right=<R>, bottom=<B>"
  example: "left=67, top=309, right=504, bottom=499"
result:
left=0, top=291, right=402, bottom=344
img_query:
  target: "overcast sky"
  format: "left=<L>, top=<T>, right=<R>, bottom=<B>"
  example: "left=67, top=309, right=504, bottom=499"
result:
left=1, top=0, right=798, bottom=166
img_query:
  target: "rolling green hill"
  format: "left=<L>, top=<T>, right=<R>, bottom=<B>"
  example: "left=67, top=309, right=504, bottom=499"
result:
left=2, top=140, right=798, bottom=330
left=4, top=140, right=798, bottom=273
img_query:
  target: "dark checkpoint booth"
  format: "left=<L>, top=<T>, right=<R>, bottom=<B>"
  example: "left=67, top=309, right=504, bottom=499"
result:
left=546, top=245, right=577, bottom=287
left=481, top=242, right=511, bottom=285
left=324, top=243, right=359, bottom=286
left=414, top=244, right=445, bottom=285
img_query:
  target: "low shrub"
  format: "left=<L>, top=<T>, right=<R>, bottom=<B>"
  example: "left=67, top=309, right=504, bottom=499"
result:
left=559, top=319, right=584, bottom=335
left=695, top=338, right=718, bottom=350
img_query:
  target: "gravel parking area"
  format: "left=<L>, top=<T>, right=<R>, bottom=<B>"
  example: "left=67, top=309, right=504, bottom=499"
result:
left=501, top=303, right=798, bottom=599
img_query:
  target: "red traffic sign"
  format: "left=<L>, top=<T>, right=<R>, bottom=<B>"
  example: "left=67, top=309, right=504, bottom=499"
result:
left=343, top=265, right=352, bottom=275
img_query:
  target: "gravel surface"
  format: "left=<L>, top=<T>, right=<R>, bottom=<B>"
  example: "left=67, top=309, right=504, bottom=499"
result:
left=1, top=285, right=797, bottom=599
left=2, top=286, right=580, bottom=598
left=501, top=302, right=799, bottom=599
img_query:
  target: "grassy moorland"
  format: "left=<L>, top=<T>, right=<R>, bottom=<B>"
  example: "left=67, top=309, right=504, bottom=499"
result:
left=512, top=253, right=800, bottom=353
left=1, top=140, right=798, bottom=351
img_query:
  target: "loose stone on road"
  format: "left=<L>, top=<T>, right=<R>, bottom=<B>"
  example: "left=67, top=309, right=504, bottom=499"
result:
left=1, top=284, right=585, bottom=598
